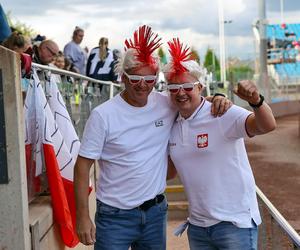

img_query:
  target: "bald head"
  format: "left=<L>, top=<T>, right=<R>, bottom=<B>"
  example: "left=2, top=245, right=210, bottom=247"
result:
left=38, top=40, right=59, bottom=65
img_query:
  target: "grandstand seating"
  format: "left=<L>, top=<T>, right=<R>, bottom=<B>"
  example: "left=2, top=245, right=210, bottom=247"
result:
left=266, top=23, right=300, bottom=85
left=267, top=24, right=300, bottom=41
left=274, top=62, right=300, bottom=77
left=266, top=24, right=300, bottom=63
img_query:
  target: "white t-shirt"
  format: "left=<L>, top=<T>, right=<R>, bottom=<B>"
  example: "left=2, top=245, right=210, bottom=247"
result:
left=79, top=91, right=176, bottom=209
left=169, top=99, right=261, bottom=228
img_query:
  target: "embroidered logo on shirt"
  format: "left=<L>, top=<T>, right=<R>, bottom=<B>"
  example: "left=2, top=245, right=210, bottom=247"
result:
left=197, top=134, right=208, bottom=148
left=155, top=120, right=164, bottom=127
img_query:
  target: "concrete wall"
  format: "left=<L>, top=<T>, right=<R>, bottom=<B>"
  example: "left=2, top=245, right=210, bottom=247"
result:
left=269, top=100, right=300, bottom=118
left=0, top=46, right=30, bottom=249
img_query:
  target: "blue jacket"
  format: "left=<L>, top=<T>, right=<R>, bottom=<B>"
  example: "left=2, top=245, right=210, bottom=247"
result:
left=86, top=47, right=117, bottom=82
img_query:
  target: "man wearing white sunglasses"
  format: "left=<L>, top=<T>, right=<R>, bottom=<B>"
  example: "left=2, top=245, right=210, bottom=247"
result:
left=74, top=26, right=231, bottom=250
left=164, top=38, right=276, bottom=250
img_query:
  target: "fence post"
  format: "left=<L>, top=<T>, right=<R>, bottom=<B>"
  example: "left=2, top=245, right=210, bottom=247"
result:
left=298, top=101, right=300, bottom=137
left=0, top=46, right=30, bottom=249
left=109, top=82, right=114, bottom=99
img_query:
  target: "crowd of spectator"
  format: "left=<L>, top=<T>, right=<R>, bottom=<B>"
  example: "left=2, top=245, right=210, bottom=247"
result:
left=0, top=16, right=122, bottom=96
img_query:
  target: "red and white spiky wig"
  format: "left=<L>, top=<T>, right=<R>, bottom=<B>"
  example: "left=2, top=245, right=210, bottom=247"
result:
left=163, top=38, right=206, bottom=84
left=115, top=25, right=162, bottom=74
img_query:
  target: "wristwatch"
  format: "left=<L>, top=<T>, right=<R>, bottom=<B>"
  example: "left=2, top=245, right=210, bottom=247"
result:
left=248, top=94, right=264, bottom=108
left=212, top=93, right=226, bottom=102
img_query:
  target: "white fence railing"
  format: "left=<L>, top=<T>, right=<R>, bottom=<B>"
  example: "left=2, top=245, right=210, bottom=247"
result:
left=257, top=187, right=300, bottom=249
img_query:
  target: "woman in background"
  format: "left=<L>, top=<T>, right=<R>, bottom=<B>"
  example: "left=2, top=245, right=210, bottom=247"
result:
left=86, top=37, right=117, bottom=91
left=2, top=32, right=32, bottom=97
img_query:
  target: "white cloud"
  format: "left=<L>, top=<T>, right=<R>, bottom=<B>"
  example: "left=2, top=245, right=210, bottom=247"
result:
left=224, top=0, right=247, bottom=14
left=2, top=0, right=300, bottom=60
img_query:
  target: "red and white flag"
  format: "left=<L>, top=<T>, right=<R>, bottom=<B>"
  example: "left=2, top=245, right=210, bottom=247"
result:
left=24, top=71, right=85, bottom=247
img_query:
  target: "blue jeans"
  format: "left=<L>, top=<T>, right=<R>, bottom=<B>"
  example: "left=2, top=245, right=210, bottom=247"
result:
left=187, top=221, right=258, bottom=250
left=94, top=198, right=168, bottom=250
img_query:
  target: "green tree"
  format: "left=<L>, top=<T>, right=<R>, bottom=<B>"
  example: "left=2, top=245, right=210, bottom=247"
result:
left=6, top=11, right=36, bottom=37
left=158, top=47, right=167, bottom=65
left=204, top=48, right=220, bottom=81
left=190, top=47, right=200, bottom=64
left=227, top=65, right=254, bottom=84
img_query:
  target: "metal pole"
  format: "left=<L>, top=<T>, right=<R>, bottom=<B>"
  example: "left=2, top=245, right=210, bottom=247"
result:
left=109, top=82, right=114, bottom=99
left=280, top=0, right=284, bottom=24
left=258, top=0, right=270, bottom=102
left=218, top=0, right=226, bottom=84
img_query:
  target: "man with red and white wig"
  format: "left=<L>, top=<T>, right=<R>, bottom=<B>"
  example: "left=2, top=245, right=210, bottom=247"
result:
left=164, top=38, right=276, bottom=250
left=74, top=26, right=231, bottom=250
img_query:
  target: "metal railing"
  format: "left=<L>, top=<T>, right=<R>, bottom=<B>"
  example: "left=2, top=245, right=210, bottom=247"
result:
left=25, top=63, right=124, bottom=201
left=32, top=62, right=122, bottom=99
left=257, top=186, right=300, bottom=249
left=31, top=62, right=123, bottom=138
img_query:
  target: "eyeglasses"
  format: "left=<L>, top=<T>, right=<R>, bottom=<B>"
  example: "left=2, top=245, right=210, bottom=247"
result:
left=167, top=82, right=199, bottom=94
left=45, top=46, right=58, bottom=57
left=123, top=71, right=157, bottom=85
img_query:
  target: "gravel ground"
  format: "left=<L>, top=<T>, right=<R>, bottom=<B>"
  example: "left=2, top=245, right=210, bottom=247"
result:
left=246, top=114, right=300, bottom=231
left=167, top=220, right=189, bottom=250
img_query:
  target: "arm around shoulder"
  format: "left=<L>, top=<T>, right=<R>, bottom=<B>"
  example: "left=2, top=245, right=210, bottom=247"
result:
left=206, top=93, right=232, bottom=117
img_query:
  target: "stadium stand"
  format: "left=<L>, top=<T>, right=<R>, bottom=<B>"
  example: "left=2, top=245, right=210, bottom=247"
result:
left=266, top=23, right=300, bottom=92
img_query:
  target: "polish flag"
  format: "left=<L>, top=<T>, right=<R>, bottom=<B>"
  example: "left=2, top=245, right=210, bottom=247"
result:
left=24, top=71, right=86, bottom=247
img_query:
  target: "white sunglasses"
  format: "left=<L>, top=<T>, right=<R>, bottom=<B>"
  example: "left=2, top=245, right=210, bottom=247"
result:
left=123, top=71, right=157, bottom=85
left=167, top=82, right=199, bottom=94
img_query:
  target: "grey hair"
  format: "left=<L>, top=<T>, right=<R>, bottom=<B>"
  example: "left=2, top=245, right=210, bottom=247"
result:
left=115, top=48, right=160, bottom=75
left=162, top=60, right=207, bottom=85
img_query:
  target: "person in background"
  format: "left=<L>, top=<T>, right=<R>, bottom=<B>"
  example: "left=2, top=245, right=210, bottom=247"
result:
left=73, top=25, right=231, bottom=250
left=2, top=32, right=31, bottom=77
left=23, top=35, right=33, bottom=55
left=1, top=31, right=33, bottom=100
left=2, top=31, right=26, bottom=53
left=49, top=51, right=66, bottom=92
left=64, top=26, right=86, bottom=74
left=54, top=51, right=66, bottom=69
left=164, top=38, right=276, bottom=250
left=32, top=39, right=59, bottom=65
left=32, top=34, right=46, bottom=44
left=86, top=37, right=118, bottom=91
left=113, top=48, right=121, bottom=61
left=113, top=49, right=122, bottom=83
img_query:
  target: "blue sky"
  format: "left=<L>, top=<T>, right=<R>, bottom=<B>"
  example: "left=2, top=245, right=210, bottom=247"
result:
left=2, top=0, right=300, bottom=61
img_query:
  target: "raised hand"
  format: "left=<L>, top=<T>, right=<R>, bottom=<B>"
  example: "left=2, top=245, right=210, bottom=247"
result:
left=233, top=80, right=261, bottom=105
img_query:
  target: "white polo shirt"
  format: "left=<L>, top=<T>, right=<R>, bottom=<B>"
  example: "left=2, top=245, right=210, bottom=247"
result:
left=169, top=99, right=261, bottom=228
left=79, top=91, right=177, bottom=209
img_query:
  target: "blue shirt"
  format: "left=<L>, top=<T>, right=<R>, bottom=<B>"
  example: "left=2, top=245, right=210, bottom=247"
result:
left=64, top=41, right=86, bottom=75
